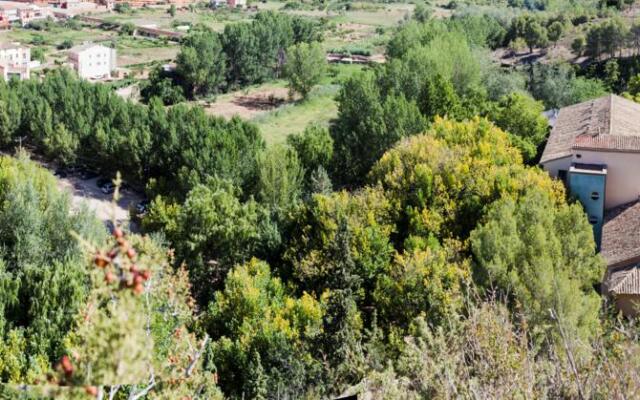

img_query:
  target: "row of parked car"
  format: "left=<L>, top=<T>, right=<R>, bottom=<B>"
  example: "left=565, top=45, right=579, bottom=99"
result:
left=53, top=165, right=149, bottom=215
left=54, top=166, right=117, bottom=194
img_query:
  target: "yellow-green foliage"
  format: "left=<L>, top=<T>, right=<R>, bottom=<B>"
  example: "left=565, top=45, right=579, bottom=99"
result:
left=369, top=117, right=564, bottom=241
left=206, top=259, right=324, bottom=397
left=374, top=240, right=471, bottom=328
left=208, top=258, right=323, bottom=342
left=70, top=293, right=153, bottom=386
left=286, top=187, right=396, bottom=289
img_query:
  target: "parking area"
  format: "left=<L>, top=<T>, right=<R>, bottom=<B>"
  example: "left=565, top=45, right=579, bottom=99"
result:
left=55, top=172, right=144, bottom=231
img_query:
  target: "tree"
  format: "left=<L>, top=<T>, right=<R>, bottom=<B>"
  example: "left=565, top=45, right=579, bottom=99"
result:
left=332, top=71, right=426, bottom=185
left=470, top=188, right=603, bottom=346
left=0, top=154, right=105, bottom=383
left=284, top=42, right=326, bottom=99
left=120, top=22, right=135, bottom=36
left=413, top=2, right=432, bottom=22
left=489, top=92, right=549, bottom=163
left=57, top=39, right=73, bottom=50
left=571, top=36, right=586, bottom=56
left=204, top=259, right=324, bottom=398
left=369, top=118, right=564, bottom=241
left=143, top=178, right=266, bottom=304
left=140, top=65, right=185, bottom=105
left=286, top=124, right=333, bottom=176
left=30, top=47, right=45, bottom=63
left=604, top=58, right=620, bottom=90
left=528, top=63, right=606, bottom=109
left=168, top=4, right=176, bottom=16
left=586, top=18, right=628, bottom=59
left=373, top=243, right=469, bottom=329
left=176, top=27, right=227, bottom=97
left=256, top=144, right=304, bottom=211
left=418, top=73, right=461, bottom=119
left=630, top=20, right=640, bottom=55
left=523, top=19, right=548, bottom=52
left=547, top=21, right=564, bottom=47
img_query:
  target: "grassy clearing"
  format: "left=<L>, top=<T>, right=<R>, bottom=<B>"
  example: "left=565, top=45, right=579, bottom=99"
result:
left=252, top=87, right=339, bottom=146
left=253, top=64, right=364, bottom=145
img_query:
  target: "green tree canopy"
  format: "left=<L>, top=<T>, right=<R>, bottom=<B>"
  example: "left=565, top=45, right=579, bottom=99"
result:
left=204, top=259, right=324, bottom=398
left=470, top=188, right=603, bottom=345
left=489, top=92, right=549, bottom=163
left=284, top=41, right=326, bottom=99
left=176, top=27, right=227, bottom=97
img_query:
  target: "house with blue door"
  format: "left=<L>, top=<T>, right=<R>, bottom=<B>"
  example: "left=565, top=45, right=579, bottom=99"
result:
left=540, top=94, right=640, bottom=316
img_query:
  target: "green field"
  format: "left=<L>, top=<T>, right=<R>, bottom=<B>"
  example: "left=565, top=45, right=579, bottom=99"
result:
left=253, top=63, right=363, bottom=145
left=253, top=88, right=338, bottom=145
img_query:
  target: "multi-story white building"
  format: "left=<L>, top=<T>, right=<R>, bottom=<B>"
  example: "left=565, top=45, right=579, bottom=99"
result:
left=0, top=42, right=30, bottom=81
left=68, top=43, right=116, bottom=80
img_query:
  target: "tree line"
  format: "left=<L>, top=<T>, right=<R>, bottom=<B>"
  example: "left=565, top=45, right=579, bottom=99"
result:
left=141, top=11, right=324, bottom=104
left=0, top=69, right=264, bottom=198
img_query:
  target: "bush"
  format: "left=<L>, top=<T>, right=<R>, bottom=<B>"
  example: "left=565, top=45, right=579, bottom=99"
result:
left=120, top=22, right=136, bottom=36
left=57, top=39, right=74, bottom=50
left=114, top=2, right=132, bottom=13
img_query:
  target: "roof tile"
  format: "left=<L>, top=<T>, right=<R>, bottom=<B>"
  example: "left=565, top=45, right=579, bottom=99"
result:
left=540, top=94, right=640, bottom=163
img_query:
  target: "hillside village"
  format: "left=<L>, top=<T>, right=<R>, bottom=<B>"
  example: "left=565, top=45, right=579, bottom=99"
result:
left=3, top=0, right=640, bottom=398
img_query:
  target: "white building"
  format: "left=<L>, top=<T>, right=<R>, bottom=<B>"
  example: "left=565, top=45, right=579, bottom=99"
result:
left=540, top=94, right=640, bottom=317
left=0, top=2, right=51, bottom=26
left=0, top=42, right=30, bottom=81
left=210, top=0, right=245, bottom=8
left=68, top=43, right=116, bottom=80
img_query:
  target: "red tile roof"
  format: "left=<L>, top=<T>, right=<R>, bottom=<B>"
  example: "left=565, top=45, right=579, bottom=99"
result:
left=601, top=201, right=640, bottom=268
left=605, top=265, right=640, bottom=296
left=540, top=94, right=640, bottom=163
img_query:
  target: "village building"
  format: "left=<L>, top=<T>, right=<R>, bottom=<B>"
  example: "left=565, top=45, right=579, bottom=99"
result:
left=0, top=1, right=50, bottom=26
left=68, top=43, right=116, bottom=80
left=210, top=0, right=245, bottom=8
left=540, top=94, right=640, bottom=317
left=0, top=42, right=31, bottom=81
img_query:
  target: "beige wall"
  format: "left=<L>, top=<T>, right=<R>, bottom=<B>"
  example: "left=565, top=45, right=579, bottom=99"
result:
left=541, top=156, right=571, bottom=178
left=573, top=150, right=640, bottom=209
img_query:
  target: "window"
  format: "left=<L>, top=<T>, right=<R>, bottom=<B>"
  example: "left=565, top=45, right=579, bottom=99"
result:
left=588, top=216, right=599, bottom=225
left=591, top=191, right=600, bottom=200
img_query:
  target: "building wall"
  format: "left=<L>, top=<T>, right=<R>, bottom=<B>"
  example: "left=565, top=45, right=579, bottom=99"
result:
left=72, top=46, right=115, bottom=79
left=541, top=156, right=571, bottom=179
left=573, top=150, right=640, bottom=209
left=0, top=46, right=30, bottom=67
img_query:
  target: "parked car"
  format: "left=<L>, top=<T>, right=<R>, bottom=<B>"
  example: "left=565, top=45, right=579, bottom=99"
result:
left=79, top=169, right=99, bottom=180
left=101, top=182, right=115, bottom=195
left=64, top=165, right=81, bottom=175
left=135, top=199, right=150, bottom=215
left=96, top=178, right=111, bottom=189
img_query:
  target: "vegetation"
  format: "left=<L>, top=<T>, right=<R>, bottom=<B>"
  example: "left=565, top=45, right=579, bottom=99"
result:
left=6, top=0, right=640, bottom=398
